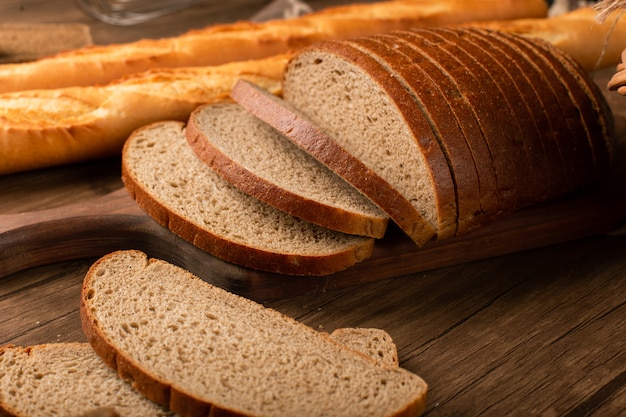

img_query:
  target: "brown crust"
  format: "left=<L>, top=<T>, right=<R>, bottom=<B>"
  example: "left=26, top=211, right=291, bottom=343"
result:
left=121, top=121, right=375, bottom=276
left=230, top=79, right=435, bottom=246
left=493, top=32, right=598, bottom=189
left=185, top=103, right=388, bottom=238
left=430, top=27, right=553, bottom=205
left=286, top=40, right=456, bottom=240
left=513, top=33, right=614, bottom=175
left=352, top=34, right=496, bottom=235
left=455, top=28, right=566, bottom=201
left=397, top=29, right=527, bottom=212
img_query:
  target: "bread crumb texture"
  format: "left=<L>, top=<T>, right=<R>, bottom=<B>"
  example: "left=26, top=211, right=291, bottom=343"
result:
left=84, top=251, right=427, bottom=417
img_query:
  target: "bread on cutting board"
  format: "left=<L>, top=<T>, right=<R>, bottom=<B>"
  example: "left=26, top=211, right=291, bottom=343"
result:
left=0, top=330, right=400, bottom=417
left=279, top=28, right=613, bottom=240
left=80, top=250, right=428, bottom=417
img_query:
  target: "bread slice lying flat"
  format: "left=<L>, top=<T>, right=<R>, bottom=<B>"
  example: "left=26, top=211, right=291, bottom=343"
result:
left=0, top=331, right=399, bottom=417
left=229, top=79, right=435, bottom=246
left=81, top=250, right=428, bottom=417
left=121, top=121, right=374, bottom=275
left=0, top=343, right=176, bottom=417
left=185, top=101, right=389, bottom=238
left=281, top=28, right=614, bottom=239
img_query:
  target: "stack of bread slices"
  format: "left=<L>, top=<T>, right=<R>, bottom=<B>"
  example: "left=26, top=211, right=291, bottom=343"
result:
left=121, top=27, right=614, bottom=276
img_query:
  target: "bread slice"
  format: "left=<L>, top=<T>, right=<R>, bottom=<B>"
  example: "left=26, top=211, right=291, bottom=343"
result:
left=0, top=330, right=399, bottom=417
left=121, top=121, right=374, bottom=276
left=185, top=101, right=389, bottom=238
left=0, top=343, right=176, bottom=417
left=282, top=39, right=457, bottom=240
left=81, top=250, right=428, bottom=417
left=229, top=79, right=435, bottom=246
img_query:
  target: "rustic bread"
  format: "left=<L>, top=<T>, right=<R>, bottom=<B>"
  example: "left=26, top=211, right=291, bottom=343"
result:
left=281, top=28, right=613, bottom=238
left=229, top=79, right=436, bottom=246
left=0, top=54, right=288, bottom=176
left=348, top=34, right=490, bottom=235
left=81, top=250, right=428, bottom=417
left=121, top=120, right=374, bottom=276
left=0, top=343, right=176, bottom=417
left=282, top=39, right=457, bottom=240
left=0, top=330, right=398, bottom=417
left=8, top=5, right=626, bottom=177
left=185, top=101, right=389, bottom=238
left=0, top=0, right=547, bottom=93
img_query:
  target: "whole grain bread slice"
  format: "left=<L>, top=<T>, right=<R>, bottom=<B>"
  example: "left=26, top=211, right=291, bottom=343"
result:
left=229, top=79, right=434, bottom=246
left=81, top=250, right=428, bottom=417
left=0, top=343, right=177, bottom=417
left=121, top=121, right=374, bottom=276
left=282, top=40, right=456, bottom=240
left=185, top=101, right=389, bottom=238
left=0, top=331, right=400, bottom=417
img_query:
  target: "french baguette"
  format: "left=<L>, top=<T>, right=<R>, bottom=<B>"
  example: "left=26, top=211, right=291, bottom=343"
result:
left=0, top=0, right=547, bottom=94
left=458, top=7, right=626, bottom=71
left=0, top=54, right=288, bottom=176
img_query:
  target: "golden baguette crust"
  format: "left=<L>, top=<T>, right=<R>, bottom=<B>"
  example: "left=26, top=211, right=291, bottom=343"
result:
left=0, top=55, right=288, bottom=175
left=0, top=0, right=547, bottom=93
left=458, top=7, right=626, bottom=71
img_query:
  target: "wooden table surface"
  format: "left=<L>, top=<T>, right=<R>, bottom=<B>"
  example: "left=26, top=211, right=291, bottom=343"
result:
left=1, top=1, right=626, bottom=416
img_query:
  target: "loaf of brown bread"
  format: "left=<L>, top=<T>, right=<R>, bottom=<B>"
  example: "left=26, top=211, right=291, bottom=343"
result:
left=280, top=28, right=614, bottom=239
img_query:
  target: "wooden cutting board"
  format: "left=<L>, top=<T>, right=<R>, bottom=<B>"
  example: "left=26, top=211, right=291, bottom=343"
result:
left=0, top=24, right=92, bottom=63
left=1, top=72, right=625, bottom=301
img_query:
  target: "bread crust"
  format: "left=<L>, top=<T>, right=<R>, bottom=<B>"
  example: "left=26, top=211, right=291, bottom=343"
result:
left=229, top=79, right=435, bottom=246
left=494, top=32, right=598, bottom=191
left=0, top=55, right=289, bottom=175
left=185, top=102, right=389, bottom=239
left=284, top=40, right=457, bottom=240
left=0, top=0, right=548, bottom=93
left=455, top=28, right=565, bottom=201
left=121, top=121, right=375, bottom=276
left=350, top=35, right=487, bottom=235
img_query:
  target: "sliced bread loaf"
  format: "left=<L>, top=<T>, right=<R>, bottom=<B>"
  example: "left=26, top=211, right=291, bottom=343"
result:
left=0, top=343, right=176, bottom=417
left=281, top=39, right=457, bottom=240
left=81, top=250, right=428, bottom=417
left=229, top=79, right=436, bottom=246
left=121, top=121, right=374, bottom=276
left=185, top=101, right=389, bottom=238
left=282, top=28, right=614, bottom=238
